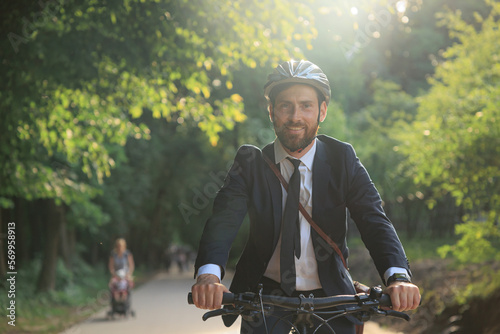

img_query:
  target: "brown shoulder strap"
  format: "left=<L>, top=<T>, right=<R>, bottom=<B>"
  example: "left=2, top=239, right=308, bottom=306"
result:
left=262, top=153, right=348, bottom=270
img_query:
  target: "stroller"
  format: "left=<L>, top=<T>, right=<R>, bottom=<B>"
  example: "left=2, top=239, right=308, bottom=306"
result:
left=107, top=269, right=135, bottom=319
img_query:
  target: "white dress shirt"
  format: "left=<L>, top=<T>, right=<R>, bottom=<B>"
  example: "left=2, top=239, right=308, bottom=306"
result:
left=262, top=138, right=321, bottom=290
left=197, top=138, right=408, bottom=288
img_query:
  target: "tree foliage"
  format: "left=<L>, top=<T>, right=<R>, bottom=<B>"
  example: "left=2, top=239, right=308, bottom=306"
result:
left=0, top=0, right=318, bottom=290
left=394, top=1, right=500, bottom=263
left=395, top=0, right=500, bottom=215
left=1, top=0, right=318, bottom=206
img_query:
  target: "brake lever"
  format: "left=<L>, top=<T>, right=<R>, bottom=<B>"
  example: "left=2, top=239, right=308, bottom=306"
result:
left=202, top=308, right=240, bottom=321
left=382, top=309, right=411, bottom=321
left=377, top=309, right=410, bottom=321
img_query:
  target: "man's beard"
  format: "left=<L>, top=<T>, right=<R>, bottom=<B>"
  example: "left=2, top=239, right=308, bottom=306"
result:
left=274, top=121, right=319, bottom=153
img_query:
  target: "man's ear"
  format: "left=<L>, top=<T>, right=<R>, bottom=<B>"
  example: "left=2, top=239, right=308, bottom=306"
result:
left=268, top=104, right=274, bottom=122
left=319, top=101, right=327, bottom=122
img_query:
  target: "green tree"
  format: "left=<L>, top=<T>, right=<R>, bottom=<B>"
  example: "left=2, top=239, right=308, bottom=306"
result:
left=395, top=0, right=500, bottom=264
left=0, top=0, right=317, bottom=291
left=349, top=80, right=423, bottom=236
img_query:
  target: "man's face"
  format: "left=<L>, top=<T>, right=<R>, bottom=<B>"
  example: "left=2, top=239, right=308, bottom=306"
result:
left=270, top=84, right=327, bottom=153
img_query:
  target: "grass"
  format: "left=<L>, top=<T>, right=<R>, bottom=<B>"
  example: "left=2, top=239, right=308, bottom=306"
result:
left=0, top=258, right=149, bottom=334
left=0, top=266, right=108, bottom=333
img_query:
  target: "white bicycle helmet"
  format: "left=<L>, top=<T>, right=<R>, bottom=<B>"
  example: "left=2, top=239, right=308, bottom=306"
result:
left=264, top=60, right=331, bottom=105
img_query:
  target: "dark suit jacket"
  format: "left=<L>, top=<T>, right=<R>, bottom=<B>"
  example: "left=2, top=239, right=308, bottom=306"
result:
left=195, top=135, right=410, bottom=325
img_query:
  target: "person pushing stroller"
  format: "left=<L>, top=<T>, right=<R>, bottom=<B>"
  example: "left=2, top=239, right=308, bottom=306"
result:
left=108, top=238, right=135, bottom=318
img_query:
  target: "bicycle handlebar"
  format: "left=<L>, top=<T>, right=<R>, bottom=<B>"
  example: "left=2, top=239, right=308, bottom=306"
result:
left=188, top=286, right=411, bottom=324
left=187, top=291, right=392, bottom=309
left=187, top=292, right=234, bottom=305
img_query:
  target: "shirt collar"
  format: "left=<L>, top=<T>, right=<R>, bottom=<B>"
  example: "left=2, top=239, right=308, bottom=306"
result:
left=274, top=138, right=317, bottom=171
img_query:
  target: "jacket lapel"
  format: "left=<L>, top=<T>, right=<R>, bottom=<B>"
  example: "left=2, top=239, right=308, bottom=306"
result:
left=312, top=139, right=332, bottom=221
left=262, top=143, right=283, bottom=248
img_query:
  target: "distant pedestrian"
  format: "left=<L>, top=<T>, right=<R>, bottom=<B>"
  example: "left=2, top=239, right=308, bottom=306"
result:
left=108, top=238, right=135, bottom=284
left=164, top=246, right=173, bottom=273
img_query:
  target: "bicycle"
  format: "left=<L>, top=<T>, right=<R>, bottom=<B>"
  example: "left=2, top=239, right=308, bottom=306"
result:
left=188, top=285, right=410, bottom=334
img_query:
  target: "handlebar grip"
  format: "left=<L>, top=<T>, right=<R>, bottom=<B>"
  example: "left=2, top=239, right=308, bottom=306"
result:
left=221, top=292, right=235, bottom=304
left=187, top=292, right=235, bottom=305
left=188, top=292, right=194, bottom=304
left=378, top=294, right=392, bottom=307
left=378, top=293, right=422, bottom=308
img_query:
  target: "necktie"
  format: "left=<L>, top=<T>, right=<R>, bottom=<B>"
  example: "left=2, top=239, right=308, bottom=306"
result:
left=280, top=157, right=301, bottom=295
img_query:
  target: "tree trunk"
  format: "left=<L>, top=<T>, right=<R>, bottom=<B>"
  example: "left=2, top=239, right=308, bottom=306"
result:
left=0, top=210, right=7, bottom=277
left=30, top=199, right=44, bottom=263
left=59, top=205, right=71, bottom=269
left=36, top=200, right=64, bottom=293
left=403, top=200, right=423, bottom=239
left=68, top=224, right=76, bottom=264
left=147, top=189, right=165, bottom=269
left=14, top=198, right=30, bottom=267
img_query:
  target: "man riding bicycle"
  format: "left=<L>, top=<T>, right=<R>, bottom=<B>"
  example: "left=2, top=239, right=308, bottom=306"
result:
left=191, top=60, right=421, bottom=334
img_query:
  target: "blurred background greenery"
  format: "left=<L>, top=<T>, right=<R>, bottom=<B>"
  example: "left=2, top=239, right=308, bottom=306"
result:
left=0, top=0, right=499, bottom=332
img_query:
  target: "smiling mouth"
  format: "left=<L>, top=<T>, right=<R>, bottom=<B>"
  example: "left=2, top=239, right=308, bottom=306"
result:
left=286, top=126, right=304, bottom=131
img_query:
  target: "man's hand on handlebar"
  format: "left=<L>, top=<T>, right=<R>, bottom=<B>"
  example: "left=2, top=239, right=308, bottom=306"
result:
left=191, top=274, right=230, bottom=310
left=188, top=286, right=414, bottom=325
left=383, top=282, right=421, bottom=312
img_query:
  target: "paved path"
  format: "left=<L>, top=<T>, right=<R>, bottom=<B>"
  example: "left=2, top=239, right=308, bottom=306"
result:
left=61, top=271, right=402, bottom=334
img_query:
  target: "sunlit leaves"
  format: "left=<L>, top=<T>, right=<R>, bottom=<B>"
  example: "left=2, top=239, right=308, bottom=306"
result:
left=9, top=82, right=148, bottom=204
left=438, top=215, right=500, bottom=264
left=394, top=1, right=500, bottom=240
left=1, top=0, right=319, bottom=208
